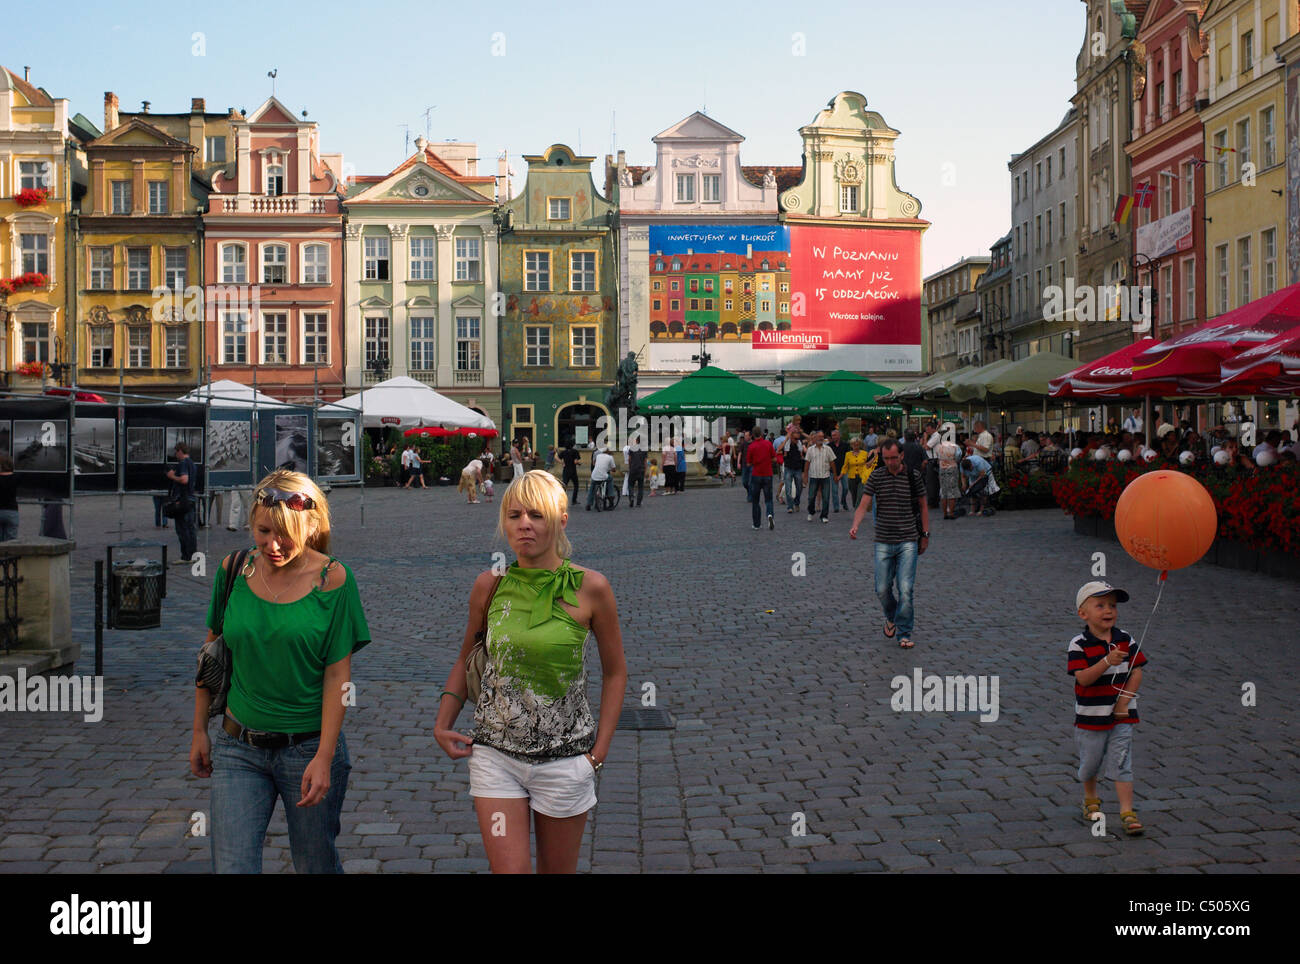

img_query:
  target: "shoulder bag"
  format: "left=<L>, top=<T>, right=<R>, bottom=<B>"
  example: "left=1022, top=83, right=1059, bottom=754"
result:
left=194, top=548, right=251, bottom=718
left=464, top=574, right=504, bottom=704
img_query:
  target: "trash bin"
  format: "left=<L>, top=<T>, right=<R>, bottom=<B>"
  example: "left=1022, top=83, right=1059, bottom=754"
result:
left=107, top=541, right=168, bottom=630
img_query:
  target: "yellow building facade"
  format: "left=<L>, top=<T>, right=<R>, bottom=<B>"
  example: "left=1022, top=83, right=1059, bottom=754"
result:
left=0, top=67, right=77, bottom=392
left=76, top=118, right=201, bottom=396
left=1201, top=0, right=1298, bottom=316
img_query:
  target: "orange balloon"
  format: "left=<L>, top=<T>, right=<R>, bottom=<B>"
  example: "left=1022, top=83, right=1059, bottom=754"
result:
left=1114, top=470, right=1218, bottom=572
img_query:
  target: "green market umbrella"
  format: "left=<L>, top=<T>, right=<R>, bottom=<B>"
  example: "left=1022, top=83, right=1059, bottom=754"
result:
left=883, top=370, right=952, bottom=403
left=782, top=370, right=894, bottom=413
left=637, top=365, right=796, bottom=416
left=948, top=352, right=1077, bottom=405
left=945, top=358, right=1019, bottom=403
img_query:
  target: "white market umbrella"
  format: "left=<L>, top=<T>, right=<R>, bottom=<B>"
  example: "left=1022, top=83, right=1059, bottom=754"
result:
left=324, top=376, right=495, bottom=430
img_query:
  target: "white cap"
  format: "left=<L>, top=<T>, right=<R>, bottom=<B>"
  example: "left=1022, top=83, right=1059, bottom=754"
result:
left=1076, top=581, right=1130, bottom=610
left=1156, top=423, right=1176, bottom=438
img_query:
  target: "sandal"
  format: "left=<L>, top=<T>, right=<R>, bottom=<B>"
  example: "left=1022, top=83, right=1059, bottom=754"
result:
left=1119, top=811, right=1144, bottom=836
left=899, top=638, right=914, bottom=649
left=883, top=620, right=896, bottom=638
left=1081, top=797, right=1103, bottom=823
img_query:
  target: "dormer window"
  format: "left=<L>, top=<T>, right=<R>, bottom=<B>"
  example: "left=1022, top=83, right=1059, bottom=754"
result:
left=655, top=260, right=665, bottom=272
left=548, top=197, right=571, bottom=220
left=675, top=174, right=695, bottom=202
left=266, top=156, right=284, bottom=197
left=671, top=259, right=682, bottom=271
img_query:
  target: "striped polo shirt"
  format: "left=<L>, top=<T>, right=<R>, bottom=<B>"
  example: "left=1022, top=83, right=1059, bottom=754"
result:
left=1067, top=627, right=1149, bottom=730
left=862, top=465, right=924, bottom=543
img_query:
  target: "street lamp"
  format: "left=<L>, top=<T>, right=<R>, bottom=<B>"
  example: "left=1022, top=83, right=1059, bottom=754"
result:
left=982, top=302, right=1006, bottom=362
left=687, top=322, right=712, bottom=369
left=367, top=354, right=390, bottom=383
left=48, top=335, right=70, bottom=385
left=1132, top=251, right=1159, bottom=341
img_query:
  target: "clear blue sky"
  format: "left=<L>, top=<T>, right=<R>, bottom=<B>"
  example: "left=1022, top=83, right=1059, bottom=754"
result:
left=8, top=0, right=1083, bottom=274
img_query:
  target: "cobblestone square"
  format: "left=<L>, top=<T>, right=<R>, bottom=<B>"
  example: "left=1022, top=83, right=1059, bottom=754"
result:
left=0, top=484, right=1296, bottom=873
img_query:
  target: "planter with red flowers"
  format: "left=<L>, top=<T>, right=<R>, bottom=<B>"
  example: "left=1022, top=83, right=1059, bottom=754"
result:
left=14, top=188, right=50, bottom=208
left=0, top=272, right=49, bottom=295
left=15, top=361, right=48, bottom=378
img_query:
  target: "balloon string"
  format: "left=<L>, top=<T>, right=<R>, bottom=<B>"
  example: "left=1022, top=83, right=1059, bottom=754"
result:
left=1111, top=571, right=1163, bottom=702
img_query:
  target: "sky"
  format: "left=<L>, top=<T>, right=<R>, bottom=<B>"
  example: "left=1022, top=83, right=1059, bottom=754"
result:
left=8, top=0, right=1085, bottom=276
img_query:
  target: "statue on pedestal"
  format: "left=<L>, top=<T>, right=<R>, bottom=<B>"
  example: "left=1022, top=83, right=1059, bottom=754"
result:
left=605, top=352, right=639, bottom=414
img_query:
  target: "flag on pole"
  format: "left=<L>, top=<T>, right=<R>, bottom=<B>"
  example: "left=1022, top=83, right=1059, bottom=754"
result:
left=1134, top=181, right=1155, bottom=208
left=1113, top=194, right=1135, bottom=225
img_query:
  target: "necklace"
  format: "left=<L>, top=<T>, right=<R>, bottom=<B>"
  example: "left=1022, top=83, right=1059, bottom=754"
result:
left=258, top=552, right=313, bottom=603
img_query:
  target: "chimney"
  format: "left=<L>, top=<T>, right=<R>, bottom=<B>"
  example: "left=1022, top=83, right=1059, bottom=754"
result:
left=104, top=92, right=119, bottom=132
left=191, top=97, right=205, bottom=113
left=141, top=100, right=150, bottom=113
left=24, top=66, right=30, bottom=82
left=497, top=152, right=511, bottom=201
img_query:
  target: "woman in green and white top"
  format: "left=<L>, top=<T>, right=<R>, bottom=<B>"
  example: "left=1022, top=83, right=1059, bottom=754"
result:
left=436, top=470, right=627, bottom=873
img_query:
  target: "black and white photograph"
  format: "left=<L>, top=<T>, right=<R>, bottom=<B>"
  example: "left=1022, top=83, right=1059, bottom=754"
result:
left=126, top=426, right=165, bottom=464
left=274, top=414, right=309, bottom=473
left=165, top=426, right=204, bottom=463
left=72, top=417, right=117, bottom=475
left=208, top=419, right=251, bottom=473
left=316, top=417, right=357, bottom=478
left=12, top=419, right=69, bottom=473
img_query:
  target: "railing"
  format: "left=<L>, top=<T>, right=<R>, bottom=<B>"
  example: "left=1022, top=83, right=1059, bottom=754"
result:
left=408, top=370, right=438, bottom=386
left=222, top=196, right=334, bottom=214
left=453, top=369, right=483, bottom=385
left=0, top=554, right=22, bottom=654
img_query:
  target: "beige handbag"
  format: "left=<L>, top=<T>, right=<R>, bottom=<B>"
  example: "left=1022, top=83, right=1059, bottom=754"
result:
left=464, top=574, right=504, bottom=703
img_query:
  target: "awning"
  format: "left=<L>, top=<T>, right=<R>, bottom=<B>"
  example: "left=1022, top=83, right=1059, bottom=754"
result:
left=636, top=366, right=796, bottom=416
left=780, top=370, right=893, bottom=413
left=324, top=376, right=496, bottom=430
left=947, top=352, right=1078, bottom=405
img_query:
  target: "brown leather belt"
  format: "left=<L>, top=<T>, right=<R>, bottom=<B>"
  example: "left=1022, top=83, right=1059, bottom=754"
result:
left=223, top=715, right=320, bottom=749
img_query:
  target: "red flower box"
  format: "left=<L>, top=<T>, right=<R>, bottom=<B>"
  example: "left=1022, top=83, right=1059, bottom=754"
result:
left=0, top=272, right=48, bottom=294
left=14, top=188, right=49, bottom=207
left=15, top=361, right=47, bottom=377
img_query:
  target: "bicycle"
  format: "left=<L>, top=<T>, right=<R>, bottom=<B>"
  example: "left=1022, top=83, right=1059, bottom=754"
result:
left=593, top=475, right=621, bottom=511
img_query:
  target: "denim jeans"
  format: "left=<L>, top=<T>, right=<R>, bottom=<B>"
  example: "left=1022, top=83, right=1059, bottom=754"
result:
left=749, top=475, right=773, bottom=527
left=210, top=728, right=351, bottom=873
left=783, top=467, right=803, bottom=509
left=874, top=540, right=919, bottom=640
left=806, top=476, right=831, bottom=520
left=742, top=465, right=752, bottom=500
left=0, top=509, right=17, bottom=541
left=836, top=475, right=850, bottom=511
left=627, top=471, right=644, bottom=506
left=175, top=503, right=197, bottom=560
left=586, top=477, right=611, bottom=509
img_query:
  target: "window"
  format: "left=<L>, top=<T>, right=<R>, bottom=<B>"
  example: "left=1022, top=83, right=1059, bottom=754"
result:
left=1036, top=215, right=1042, bottom=249
left=702, top=174, right=720, bottom=202
left=111, top=180, right=132, bottom=214
left=1046, top=156, right=1052, bottom=183
left=1238, top=237, right=1251, bottom=307
left=19, top=160, right=47, bottom=190
left=221, top=244, right=247, bottom=284
left=570, top=251, right=596, bottom=291
left=89, top=247, right=112, bottom=289
left=670, top=299, right=680, bottom=311
left=127, top=327, right=150, bottom=368
left=1242, top=30, right=1254, bottom=71
left=148, top=180, right=169, bottom=214
left=409, top=238, right=435, bottom=280
left=222, top=312, right=248, bottom=363
left=690, top=299, right=699, bottom=311
left=90, top=327, right=113, bottom=368
left=266, top=160, right=284, bottom=196
left=1014, top=179, right=1019, bottom=204
left=126, top=248, right=150, bottom=289
left=672, top=259, right=682, bottom=271
left=525, top=326, right=550, bottom=366
left=303, top=312, right=330, bottom=366
left=724, top=300, right=732, bottom=310
left=652, top=280, right=662, bottom=291
left=165, top=327, right=188, bottom=368
left=1045, top=209, right=1052, bottom=243
left=261, top=312, right=288, bottom=363
left=455, top=316, right=481, bottom=370
left=455, top=237, right=481, bottom=281
left=1060, top=201, right=1067, bottom=237
left=840, top=185, right=858, bottom=213
left=205, top=136, right=226, bottom=163
left=1036, top=163, right=1042, bottom=189
left=1183, top=161, right=1195, bottom=212
left=1160, top=264, right=1172, bottom=324
left=1156, top=82, right=1165, bottom=113
left=20, top=233, right=49, bottom=275
left=1214, top=131, right=1229, bottom=188
left=1173, top=70, right=1183, bottom=106
left=364, top=236, right=390, bottom=281
left=743, top=301, right=752, bottom=313
left=572, top=326, right=597, bottom=367
left=652, top=299, right=662, bottom=311
left=1215, top=244, right=1229, bottom=315
left=22, top=322, right=50, bottom=363
left=404, top=313, right=436, bottom=371
left=1236, top=118, right=1251, bottom=177
left=704, top=279, right=714, bottom=292
left=675, top=174, right=695, bottom=202
left=670, top=279, right=680, bottom=291
left=303, top=244, right=329, bottom=284
left=1262, top=107, right=1276, bottom=167
left=689, top=279, right=699, bottom=293
left=548, top=197, right=570, bottom=220
left=1183, top=257, right=1196, bottom=322
left=165, top=248, right=187, bottom=290
left=262, top=244, right=288, bottom=284
left=364, top=316, right=390, bottom=367
left=525, top=251, right=551, bottom=291
left=1262, top=228, right=1277, bottom=296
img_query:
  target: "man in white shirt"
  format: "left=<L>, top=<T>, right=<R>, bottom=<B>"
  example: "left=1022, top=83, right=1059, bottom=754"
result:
left=971, top=421, right=994, bottom=461
left=802, top=431, right=837, bottom=523
left=586, top=447, right=616, bottom=510
left=1122, top=408, right=1142, bottom=434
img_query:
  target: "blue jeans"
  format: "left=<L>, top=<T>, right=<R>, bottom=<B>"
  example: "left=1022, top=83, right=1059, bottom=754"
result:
left=783, top=467, right=803, bottom=509
left=0, top=509, right=17, bottom=541
left=211, top=728, right=351, bottom=873
left=586, top=477, right=611, bottom=509
left=874, top=541, right=919, bottom=640
left=175, top=503, right=197, bottom=560
left=836, top=476, right=850, bottom=511
left=749, top=475, right=773, bottom=526
left=807, top=476, right=831, bottom=520
left=742, top=465, right=752, bottom=500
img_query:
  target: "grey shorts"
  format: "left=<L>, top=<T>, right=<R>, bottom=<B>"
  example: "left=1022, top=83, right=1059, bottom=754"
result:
left=1075, top=725, right=1134, bottom=783
left=468, top=744, right=597, bottom=818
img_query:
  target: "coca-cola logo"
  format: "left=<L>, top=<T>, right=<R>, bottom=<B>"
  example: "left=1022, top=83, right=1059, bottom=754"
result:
left=1088, top=366, right=1132, bottom=376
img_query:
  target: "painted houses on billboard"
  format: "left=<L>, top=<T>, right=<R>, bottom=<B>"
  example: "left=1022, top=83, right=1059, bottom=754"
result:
left=498, top=144, right=617, bottom=452
left=203, top=97, right=347, bottom=402
left=343, top=136, right=502, bottom=426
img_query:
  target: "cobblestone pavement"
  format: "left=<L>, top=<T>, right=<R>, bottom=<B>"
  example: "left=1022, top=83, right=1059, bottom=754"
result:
left=1, top=483, right=1297, bottom=873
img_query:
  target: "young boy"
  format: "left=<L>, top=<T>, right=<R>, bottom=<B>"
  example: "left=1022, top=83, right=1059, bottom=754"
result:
left=1067, top=581, right=1148, bottom=836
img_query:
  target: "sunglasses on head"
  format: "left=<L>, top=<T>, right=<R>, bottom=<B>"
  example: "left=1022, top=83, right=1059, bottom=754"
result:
left=257, top=488, right=316, bottom=511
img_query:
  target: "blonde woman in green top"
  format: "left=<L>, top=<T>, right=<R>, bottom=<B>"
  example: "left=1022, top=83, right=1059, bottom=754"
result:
left=190, top=470, right=370, bottom=873
left=436, top=470, right=628, bottom=873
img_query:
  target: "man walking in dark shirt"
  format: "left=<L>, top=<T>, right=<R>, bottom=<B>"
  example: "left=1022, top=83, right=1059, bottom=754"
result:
left=558, top=442, right=581, bottom=505
left=165, top=442, right=198, bottom=563
left=626, top=444, right=647, bottom=507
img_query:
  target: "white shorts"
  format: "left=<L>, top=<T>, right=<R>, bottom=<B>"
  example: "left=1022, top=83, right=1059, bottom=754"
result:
left=467, top=744, right=596, bottom=818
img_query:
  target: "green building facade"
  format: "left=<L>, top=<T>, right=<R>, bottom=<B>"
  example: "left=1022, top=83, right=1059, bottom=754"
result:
left=499, top=145, right=618, bottom=454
